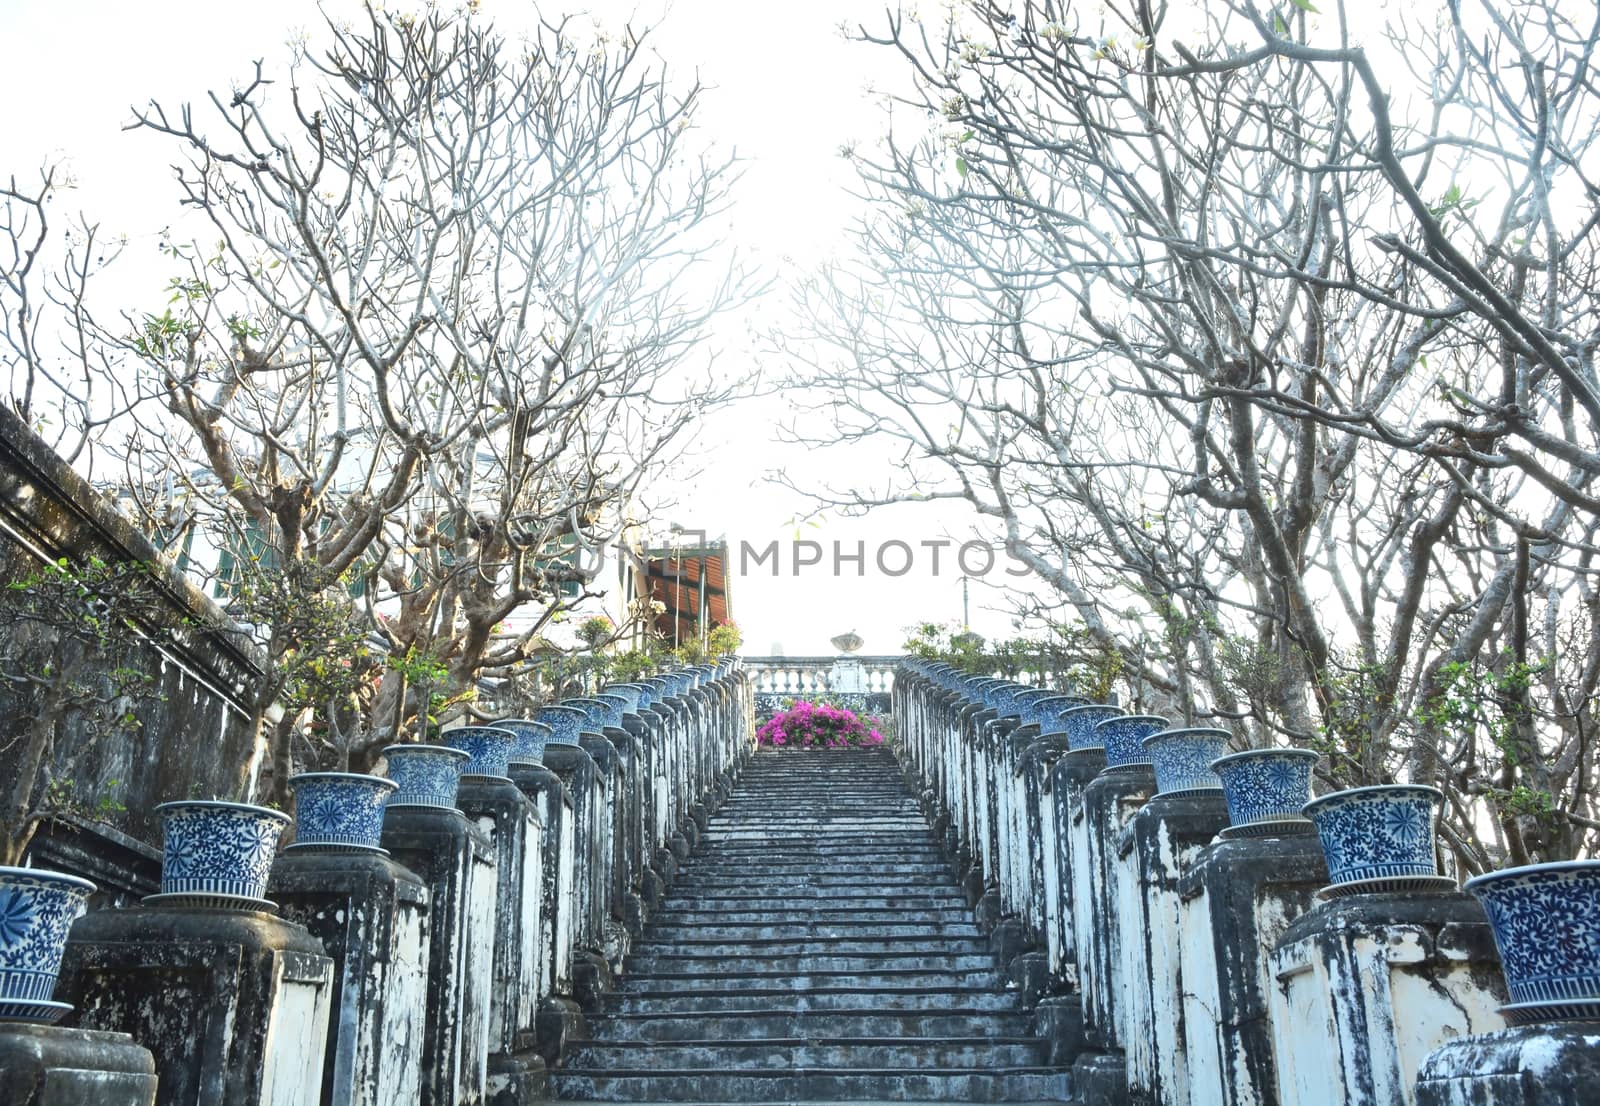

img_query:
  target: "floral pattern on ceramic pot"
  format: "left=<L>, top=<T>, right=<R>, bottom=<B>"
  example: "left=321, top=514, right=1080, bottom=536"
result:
left=601, top=684, right=645, bottom=714
left=492, top=719, right=553, bottom=767
left=1011, top=689, right=1054, bottom=725
left=288, top=772, right=398, bottom=850
left=535, top=705, right=588, bottom=746
left=563, top=698, right=611, bottom=735
left=1302, top=784, right=1443, bottom=885
left=1465, top=860, right=1600, bottom=1016
left=0, top=867, right=95, bottom=1005
left=1141, top=727, right=1231, bottom=795
left=985, top=683, right=1028, bottom=717
left=595, top=694, right=632, bottom=727
left=1062, top=704, right=1123, bottom=751
left=1210, top=748, right=1321, bottom=826
left=442, top=725, right=518, bottom=780
left=1097, top=715, right=1169, bottom=771
left=1030, top=697, right=1089, bottom=738
left=157, top=801, right=291, bottom=899
left=382, top=744, right=470, bottom=808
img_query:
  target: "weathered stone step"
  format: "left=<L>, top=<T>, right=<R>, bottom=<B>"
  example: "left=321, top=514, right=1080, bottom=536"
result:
left=652, top=893, right=969, bottom=912
left=549, top=1067, right=1073, bottom=1102
left=605, top=987, right=1023, bottom=1014
left=672, top=874, right=958, bottom=892
left=586, top=1008, right=1032, bottom=1041
left=647, top=906, right=975, bottom=924
left=645, top=920, right=984, bottom=942
left=676, top=861, right=953, bottom=878
left=617, top=968, right=1003, bottom=993
left=626, top=951, right=996, bottom=974
left=560, top=1037, right=1050, bottom=1071
left=626, top=934, right=991, bottom=958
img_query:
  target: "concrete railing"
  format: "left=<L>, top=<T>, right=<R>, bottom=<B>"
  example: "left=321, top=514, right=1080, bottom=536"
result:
left=17, top=667, right=755, bottom=1106
left=893, top=661, right=1584, bottom=1106
left=742, top=655, right=899, bottom=696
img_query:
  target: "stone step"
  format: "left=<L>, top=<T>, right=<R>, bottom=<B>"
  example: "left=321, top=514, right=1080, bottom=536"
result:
left=548, top=1067, right=1073, bottom=1102
left=652, top=893, right=970, bottom=912
left=671, top=874, right=959, bottom=892
left=626, top=934, right=991, bottom=958
left=644, top=921, right=985, bottom=942
left=605, top=987, right=1024, bottom=1014
left=616, top=968, right=1004, bottom=993
left=626, top=951, right=997, bottom=974
left=585, top=1008, right=1033, bottom=1041
left=559, top=1037, right=1050, bottom=1071
left=646, top=906, right=976, bottom=924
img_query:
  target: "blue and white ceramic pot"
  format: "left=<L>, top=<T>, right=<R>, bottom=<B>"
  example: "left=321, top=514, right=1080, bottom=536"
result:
left=442, top=725, right=518, bottom=780
left=1211, top=748, right=1320, bottom=826
left=1032, top=697, right=1089, bottom=738
left=1063, top=705, right=1124, bottom=751
left=493, top=720, right=553, bottom=767
left=1465, top=861, right=1600, bottom=1023
left=1097, top=715, right=1168, bottom=771
left=156, top=800, right=291, bottom=900
left=594, top=695, right=632, bottom=728
left=602, top=684, right=645, bottom=714
left=984, top=683, right=1026, bottom=716
left=1011, top=689, right=1054, bottom=724
left=288, top=772, right=397, bottom=852
left=563, top=698, right=611, bottom=735
left=1302, top=784, right=1442, bottom=885
left=1142, top=728, right=1231, bottom=795
left=0, top=866, right=95, bottom=1021
left=382, top=744, right=470, bottom=808
left=536, top=704, right=588, bottom=746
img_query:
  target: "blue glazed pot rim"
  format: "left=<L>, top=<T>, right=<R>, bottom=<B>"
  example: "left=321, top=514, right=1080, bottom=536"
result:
left=1211, top=748, right=1321, bottom=770
left=1465, top=859, right=1600, bottom=891
left=1302, top=783, right=1443, bottom=817
left=0, top=865, right=97, bottom=894
left=1142, top=727, right=1231, bottom=748
left=1097, top=714, right=1168, bottom=729
left=380, top=744, right=471, bottom=761
left=536, top=705, right=590, bottom=718
left=287, top=772, right=399, bottom=791
left=1064, top=704, right=1119, bottom=716
left=490, top=719, right=553, bottom=733
left=155, top=799, right=291, bottom=825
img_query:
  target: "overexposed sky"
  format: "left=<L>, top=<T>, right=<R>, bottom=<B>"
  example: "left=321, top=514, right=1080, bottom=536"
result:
left=0, top=0, right=1037, bottom=655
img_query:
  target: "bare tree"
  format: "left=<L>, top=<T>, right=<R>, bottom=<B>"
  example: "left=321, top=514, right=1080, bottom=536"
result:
left=8, top=5, right=750, bottom=798
left=780, top=0, right=1600, bottom=865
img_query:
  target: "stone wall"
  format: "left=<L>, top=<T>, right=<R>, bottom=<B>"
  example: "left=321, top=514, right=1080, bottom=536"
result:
left=893, top=662, right=1589, bottom=1106
left=42, top=663, right=754, bottom=1106
left=0, top=405, right=269, bottom=878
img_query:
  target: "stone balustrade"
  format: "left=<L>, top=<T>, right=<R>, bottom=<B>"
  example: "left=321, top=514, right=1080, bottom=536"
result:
left=15, top=664, right=754, bottom=1106
left=893, top=660, right=1595, bottom=1106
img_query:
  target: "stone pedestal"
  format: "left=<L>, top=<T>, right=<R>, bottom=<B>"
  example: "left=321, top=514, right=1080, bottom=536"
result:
left=1415, top=1022, right=1600, bottom=1105
left=0, top=1022, right=157, bottom=1106
left=269, top=849, right=431, bottom=1106
left=509, top=762, right=573, bottom=1002
left=1177, top=829, right=1326, bottom=1106
left=382, top=803, right=497, bottom=1106
left=1124, top=789, right=1232, bottom=1106
left=1270, top=891, right=1508, bottom=1106
left=59, top=904, right=335, bottom=1106
left=457, top=777, right=547, bottom=1105
left=1074, top=761, right=1152, bottom=1054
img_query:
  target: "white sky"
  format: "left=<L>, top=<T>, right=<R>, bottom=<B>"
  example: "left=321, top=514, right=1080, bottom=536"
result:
left=0, top=0, right=1041, bottom=656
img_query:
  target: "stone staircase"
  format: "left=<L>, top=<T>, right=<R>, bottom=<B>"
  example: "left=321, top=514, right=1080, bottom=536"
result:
left=550, top=746, right=1071, bottom=1103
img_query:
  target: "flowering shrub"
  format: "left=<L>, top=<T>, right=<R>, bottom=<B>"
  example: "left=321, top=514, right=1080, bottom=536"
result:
left=757, top=700, right=886, bottom=749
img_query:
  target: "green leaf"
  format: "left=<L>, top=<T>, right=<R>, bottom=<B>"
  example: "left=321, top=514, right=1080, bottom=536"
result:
left=1273, top=13, right=1289, bottom=33
left=1289, top=0, right=1319, bottom=11
left=955, top=156, right=969, bottom=178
